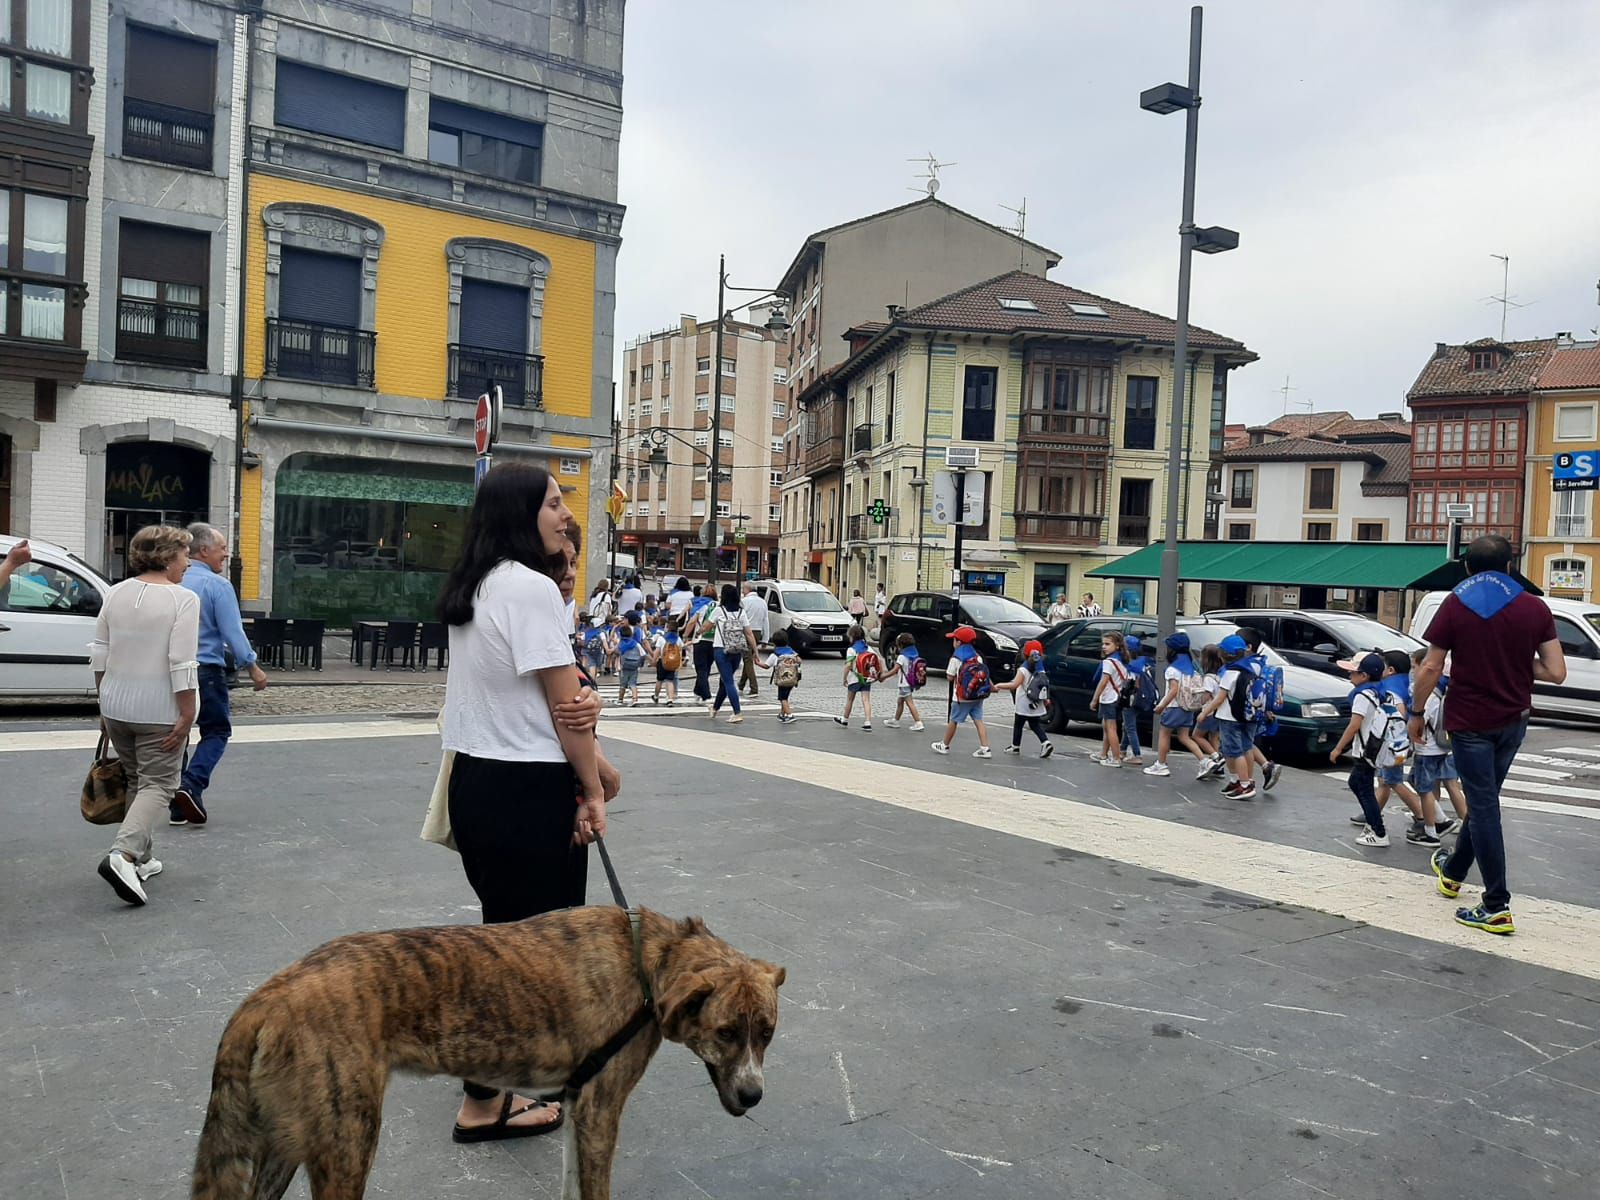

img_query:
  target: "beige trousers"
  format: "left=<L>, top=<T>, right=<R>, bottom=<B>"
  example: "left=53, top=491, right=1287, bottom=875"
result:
left=103, top=719, right=183, bottom=863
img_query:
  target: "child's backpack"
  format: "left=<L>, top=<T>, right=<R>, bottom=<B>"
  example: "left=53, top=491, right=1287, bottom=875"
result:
left=1176, top=670, right=1209, bottom=712
left=955, top=655, right=993, bottom=702
left=1356, top=685, right=1409, bottom=767
left=905, top=656, right=927, bottom=690
left=772, top=654, right=802, bottom=689
left=1132, top=663, right=1159, bottom=711
left=1024, top=665, right=1050, bottom=705
left=660, top=639, right=684, bottom=672
left=620, top=636, right=644, bottom=669
left=1224, top=663, right=1262, bottom=724
left=853, top=647, right=883, bottom=683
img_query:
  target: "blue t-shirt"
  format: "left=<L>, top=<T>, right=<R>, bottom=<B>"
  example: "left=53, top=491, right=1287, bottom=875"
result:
left=1380, top=674, right=1412, bottom=711
left=771, top=645, right=796, bottom=658
left=849, top=639, right=869, bottom=656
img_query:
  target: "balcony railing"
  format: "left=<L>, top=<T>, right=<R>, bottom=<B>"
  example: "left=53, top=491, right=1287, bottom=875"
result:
left=1116, top=515, right=1151, bottom=545
left=1014, top=512, right=1105, bottom=544
left=1020, top=410, right=1110, bottom=440
left=1122, top=417, right=1157, bottom=451
left=266, top=318, right=375, bottom=388
left=116, top=298, right=207, bottom=368
left=851, top=423, right=874, bottom=455
left=847, top=513, right=868, bottom=541
left=1555, top=517, right=1590, bottom=539
left=449, top=344, right=545, bottom=409
left=123, top=98, right=213, bottom=170
left=803, top=437, right=844, bottom=476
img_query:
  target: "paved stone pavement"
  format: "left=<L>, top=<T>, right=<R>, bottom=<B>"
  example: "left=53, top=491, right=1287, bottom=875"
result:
left=3, top=704, right=1599, bottom=1199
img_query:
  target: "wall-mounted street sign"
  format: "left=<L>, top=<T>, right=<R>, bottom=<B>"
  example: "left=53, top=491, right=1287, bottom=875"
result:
left=944, top=445, right=979, bottom=468
left=931, top=471, right=985, bottom=526
left=1554, top=450, right=1598, bottom=492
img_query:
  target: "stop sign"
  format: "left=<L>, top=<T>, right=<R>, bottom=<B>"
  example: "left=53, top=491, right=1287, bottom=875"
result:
left=473, top=391, right=497, bottom=456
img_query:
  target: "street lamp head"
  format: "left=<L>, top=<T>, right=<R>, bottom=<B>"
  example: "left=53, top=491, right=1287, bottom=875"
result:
left=1139, top=82, right=1196, bottom=115
left=1192, top=225, right=1240, bottom=254
left=763, top=302, right=790, bottom=333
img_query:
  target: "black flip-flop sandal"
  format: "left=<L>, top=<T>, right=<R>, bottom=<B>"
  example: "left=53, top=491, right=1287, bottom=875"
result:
left=451, top=1093, right=564, bottom=1144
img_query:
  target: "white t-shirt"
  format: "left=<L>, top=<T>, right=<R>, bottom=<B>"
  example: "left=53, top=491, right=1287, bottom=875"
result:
left=1097, top=656, right=1129, bottom=704
left=618, top=586, right=644, bottom=612
left=1215, top=668, right=1247, bottom=723
left=666, top=589, right=694, bottom=619
left=1417, top=691, right=1446, bottom=756
left=873, top=590, right=888, bottom=617
left=711, top=604, right=752, bottom=651
left=442, top=561, right=576, bottom=762
left=1162, top=663, right=1184, bottom=698
left=1201, top=672, right=1220, bottom=716
left=1013, top=664, right=1047, bottom=717
left=588, top=590, right=614, bottom=625
left=740, top=591, right=771, bottom=640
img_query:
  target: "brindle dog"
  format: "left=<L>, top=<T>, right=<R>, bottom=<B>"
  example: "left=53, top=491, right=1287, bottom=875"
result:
left=191, top=907, right=785, bottom=1200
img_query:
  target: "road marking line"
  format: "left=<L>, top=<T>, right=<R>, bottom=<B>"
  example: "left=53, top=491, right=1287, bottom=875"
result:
left=1506, top=764, right=1574, bottom=781
left=1552, top=747, right=1600, bottom=758
left=0, top=719, right=436, bottom=754
left=1321, top=772, right=1600, bottom=822
left=599, top=722, right=1600, bottom=981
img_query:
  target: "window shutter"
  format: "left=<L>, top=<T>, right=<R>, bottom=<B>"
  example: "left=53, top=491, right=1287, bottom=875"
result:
left=459, top=279, right=528, bottom=353
left=275, top=61, right=405, bottom=152
left=119, top=222, right=208, bottom=286
left=126, top=26, right=216, bottom=112
left=279, top=248, right=361, bottom=327
left=430, top=98, right=542, bottom=148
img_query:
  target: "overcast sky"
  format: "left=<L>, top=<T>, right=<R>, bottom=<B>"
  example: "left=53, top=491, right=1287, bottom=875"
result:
left=613, top=0, right=1600, bottom=428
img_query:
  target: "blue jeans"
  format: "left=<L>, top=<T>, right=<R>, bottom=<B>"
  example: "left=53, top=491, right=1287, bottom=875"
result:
left=1444, top=719, right=1526, bottom=913
left=712, top=649, right=743, bottom=715
left=1348, top=761, right=1384, bottom=837
left=1119, top=708, right=1142, bottom=757
left=180, top=665, right=232, bottom=803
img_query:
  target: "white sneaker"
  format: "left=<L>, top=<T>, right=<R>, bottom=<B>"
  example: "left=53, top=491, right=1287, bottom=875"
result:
left=99, top=853, right=147, bottom=905
left=135, top=859, right=163, bottom=881
left=973, top=747, right=993, bottom=758
left=1355, top=829, right=1390, bottom=847
left=862, top=722, right=872, bottom=731
left=882, top=718, right=901, bottom=728
left=1040, top=741, right=1055, bottom=758
left=910, top=721, right=925, bottom=731
left=1143, top=763, right=1171, bottom=777
left=726, top=715, right=744, bottom=724
left=931, top=742, right=949, bottom=754
left=833, top=716, right=848, bottom=728
left=1100, top=756, right=1122, bottom=768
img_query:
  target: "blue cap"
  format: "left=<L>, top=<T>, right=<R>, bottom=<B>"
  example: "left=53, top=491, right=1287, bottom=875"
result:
left=1125, top=635, right=1142, bottom=653
left=1218, top=634, right=1248, bottom=656
left=1164, top=632, right=1191, bottom=652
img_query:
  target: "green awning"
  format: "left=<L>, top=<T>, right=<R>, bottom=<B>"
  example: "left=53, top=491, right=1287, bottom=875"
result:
left=276, top=468, right=474, bottom=507
left=1085, top=541, right=1460, bottom=590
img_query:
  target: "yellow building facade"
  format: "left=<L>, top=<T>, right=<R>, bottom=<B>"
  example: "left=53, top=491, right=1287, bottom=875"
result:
left=1525, top=343, right=1600, bottom=602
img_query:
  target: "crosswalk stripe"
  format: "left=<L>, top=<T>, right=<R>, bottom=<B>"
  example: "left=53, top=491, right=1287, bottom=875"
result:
left=1321, top=771, right=1600, bottom=821
left=1516, top=752, right=1600, bottom=770
left=1553, top=746, right=1600, bottom=758
left=1505, top=763, right=1575, bottom=781
left=600, top=721, right=1600, bottom=980
left=0, top=719, right=435, bottom=754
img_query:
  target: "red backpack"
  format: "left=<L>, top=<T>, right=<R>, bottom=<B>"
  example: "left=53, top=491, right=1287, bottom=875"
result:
left=955, top=655, right=993, bottom=701
left=853, top=648, right=883, bottom=683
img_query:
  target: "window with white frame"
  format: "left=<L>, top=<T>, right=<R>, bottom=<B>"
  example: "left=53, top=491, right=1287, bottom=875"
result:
left=693, top=431, right=709, bottom=447
left=635, top=503, right=650, bottom=518
left=720, top=357, right=735, bottom=375
left=1549, top=557, right=1588, bottom=591
left=718, top=431, right=733, bottom=448
left=770, top=470, right=782, bottom=487
left=720, top=395, right=736, bottom=412
left=716, top=501, right=731, bottom=517
left=773, top=368, right=788, bottom=384
left=770, top=437, right=783, bottom=453
left=692, top=499, right=706, bottom=517
left=641, top=364, right=652, bottom=383
left=696, top=357, right=710, bottom=374
left=768, top=504, right=780, bottom=522
left=772, top=401, right=787, bottom=418
left=1555, top=404, right=1598, bottom=441
left=1555, top=489, right=1590, bottom=539
left=640, top=400, right=652, bottom=416
left=695, top=395, right=709, bottom=411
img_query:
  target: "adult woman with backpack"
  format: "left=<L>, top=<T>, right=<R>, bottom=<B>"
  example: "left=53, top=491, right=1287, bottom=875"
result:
left=1145, top=632, right=1211, bottom=778
left=708, top=582, right=758, bottom=723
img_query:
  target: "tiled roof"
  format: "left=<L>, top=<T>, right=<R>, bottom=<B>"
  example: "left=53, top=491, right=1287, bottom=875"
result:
left=1248, top=411, right=1352, bottom=439
left=1320, top=415, right=1411, bottom=440
left=1360, top=443, right=1412, bottom=496
left=898, top=270, right=1252, bottom=354
left=1538, top=343, right=1600, bottom=391
left=1223, top=422, right=1249, bottom=449
left=1407, top=338, right=1557, bottom=400
left=1219, top=436, right=1376, bottom=464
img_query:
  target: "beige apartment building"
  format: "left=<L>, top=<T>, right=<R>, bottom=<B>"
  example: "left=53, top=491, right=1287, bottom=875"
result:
left=775, top=197, right=1060, bottom=587
left=620, top=315, right=787, bottom=582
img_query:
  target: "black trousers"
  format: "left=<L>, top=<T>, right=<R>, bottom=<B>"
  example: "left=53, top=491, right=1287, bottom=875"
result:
left=692, top=639, right=715, bottom=700
left=1012, top=714, right=1049, bottom=746
left=448, top=751, right=587, bottom=1099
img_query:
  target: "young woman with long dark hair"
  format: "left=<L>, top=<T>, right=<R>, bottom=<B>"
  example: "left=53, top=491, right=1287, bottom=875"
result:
left=709, top=581, right=758, bottom=723
left=437, top=462, right=605, bottom=1142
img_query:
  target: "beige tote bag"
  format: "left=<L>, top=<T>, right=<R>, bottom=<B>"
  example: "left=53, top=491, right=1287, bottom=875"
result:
left=420, top=717, right=457, bottom=852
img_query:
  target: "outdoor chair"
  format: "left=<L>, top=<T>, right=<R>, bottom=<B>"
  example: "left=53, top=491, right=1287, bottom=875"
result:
left=289, top=619, right=325, bottom=671
left=418, top=621, right=449, bottom=671
left=379, top=620, right=419, bottom=671
left=251, top=618, right=289, bottom=669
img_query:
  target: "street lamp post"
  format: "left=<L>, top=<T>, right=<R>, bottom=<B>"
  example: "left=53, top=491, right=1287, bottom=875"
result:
left=1141, top=4, right=1237, bottom=636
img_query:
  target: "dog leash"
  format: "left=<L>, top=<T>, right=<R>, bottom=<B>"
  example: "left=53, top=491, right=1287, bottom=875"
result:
left=565, top=835, right=655, bottom=1099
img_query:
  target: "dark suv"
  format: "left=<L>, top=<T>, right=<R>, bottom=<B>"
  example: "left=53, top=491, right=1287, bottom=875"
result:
left=878, top=591, right=1047, bottom=680
left=1201, top=609, right=1421, bottom=677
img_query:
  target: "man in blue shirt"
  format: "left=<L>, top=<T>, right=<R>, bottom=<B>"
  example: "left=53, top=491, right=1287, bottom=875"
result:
left=174, top=523, right=268, bottom=824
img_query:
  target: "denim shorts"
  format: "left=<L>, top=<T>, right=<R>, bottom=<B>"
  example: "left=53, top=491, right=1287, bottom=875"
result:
left=619, top=667, right=639, bottom=689
left=898, top=686, right=913, bottom=699
left=1377, top=763, right=1406, bottom=787
left=950, top=699, right=985, bottom=723
left=1160, top=707, right=1195, bottom=729
left=1410, top=753, right=1458, bottom=794
left=1196, top=714, right=1219, bottom=735
left=1219, top=721, right=1254, bottom=760
left=848, top=681, right=872, bottom=694
left=1097, top=702, right=1119, bottom=722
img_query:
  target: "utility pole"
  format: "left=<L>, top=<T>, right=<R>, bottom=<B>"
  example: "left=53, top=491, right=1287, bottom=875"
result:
left=708, top=255, right=726, bottom=589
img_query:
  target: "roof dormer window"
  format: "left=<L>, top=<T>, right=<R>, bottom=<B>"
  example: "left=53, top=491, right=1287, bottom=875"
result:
left=1470, top=350, right=1497, bottom=370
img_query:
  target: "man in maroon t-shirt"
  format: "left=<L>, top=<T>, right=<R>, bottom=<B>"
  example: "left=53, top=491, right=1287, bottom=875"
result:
left=1410, top=535, right=1564, bottom=936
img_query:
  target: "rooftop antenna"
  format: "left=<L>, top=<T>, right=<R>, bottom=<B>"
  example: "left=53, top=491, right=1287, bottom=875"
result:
left=1278, top=373, right=1297, bottom=416
left=1000, top=198, right=1028, bottom=267
left=908, top=153, right=954, bottom=197
left=1483, top=253, right=1530, bottom=341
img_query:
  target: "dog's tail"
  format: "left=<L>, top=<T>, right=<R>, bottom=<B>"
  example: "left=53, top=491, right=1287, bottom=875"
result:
left=190, top=1007, right=266, bottom=1199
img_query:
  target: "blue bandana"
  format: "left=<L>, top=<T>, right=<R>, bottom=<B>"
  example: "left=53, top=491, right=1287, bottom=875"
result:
left=1453, top=570, right=1522, bottom=620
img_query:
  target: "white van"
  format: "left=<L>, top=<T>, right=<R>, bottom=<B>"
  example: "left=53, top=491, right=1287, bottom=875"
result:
left=1410, top=591, right=1600, bottom=721
left=0, top=535, right=115, bottom=697
left=749, top=579, right=854, bottom=656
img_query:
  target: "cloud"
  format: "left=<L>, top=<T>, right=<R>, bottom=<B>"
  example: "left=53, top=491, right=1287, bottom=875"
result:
left=614, top=0, right=1600, bottom=425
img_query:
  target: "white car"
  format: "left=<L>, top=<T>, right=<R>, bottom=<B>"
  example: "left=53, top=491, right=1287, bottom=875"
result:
left=748, top=579, right=855, bottom=656
left=1409, top=590, right=1600, bottom=721
left=0, top=535, right=115, bottom=697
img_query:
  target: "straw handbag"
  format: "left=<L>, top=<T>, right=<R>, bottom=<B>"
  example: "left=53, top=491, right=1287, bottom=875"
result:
left=420, top=715, right=457, bottom=852
left=80, top=733, right=128, bottom=825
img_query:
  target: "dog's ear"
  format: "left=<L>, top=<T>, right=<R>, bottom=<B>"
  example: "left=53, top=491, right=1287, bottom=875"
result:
left=755, top=959, right=787, bottom=989
left=657, top=971, right=713, bottom=1041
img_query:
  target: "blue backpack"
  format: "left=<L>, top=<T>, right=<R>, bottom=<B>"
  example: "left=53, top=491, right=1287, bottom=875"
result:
left=1245, top=653, right=1282, bottom=730
left=1133, top=662, right=1159, bottom=711
left=1223, top=661, right=1263, bottom=724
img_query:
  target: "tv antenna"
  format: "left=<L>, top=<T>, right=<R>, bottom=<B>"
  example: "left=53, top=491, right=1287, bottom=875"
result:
left=1483, top=253, right=1530, bottom=341
left=908, top=153, right=954, bottom=197
left=999, top=198, right=1027, bottom=266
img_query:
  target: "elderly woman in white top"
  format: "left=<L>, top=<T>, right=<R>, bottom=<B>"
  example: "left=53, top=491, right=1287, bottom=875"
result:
left=91, top=525, right=200, bottom=906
